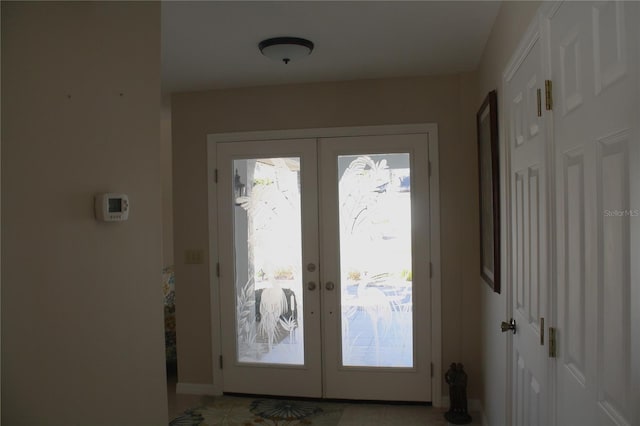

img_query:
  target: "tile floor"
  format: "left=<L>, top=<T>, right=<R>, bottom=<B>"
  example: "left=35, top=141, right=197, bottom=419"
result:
left=167, top=371, right=482, bottom=425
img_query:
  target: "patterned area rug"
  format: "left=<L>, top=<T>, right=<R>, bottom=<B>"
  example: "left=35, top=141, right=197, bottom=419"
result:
left=170, top=395, right=344, bottom=425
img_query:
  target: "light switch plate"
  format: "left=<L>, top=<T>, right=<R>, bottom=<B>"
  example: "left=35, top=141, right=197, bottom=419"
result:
left=185, top=249, right=204, bottom=264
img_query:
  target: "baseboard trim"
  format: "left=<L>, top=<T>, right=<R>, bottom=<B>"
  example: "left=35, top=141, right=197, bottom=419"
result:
left=176, top=382, right=219, bottom=396
left=175, top=387, right=486, bottom=419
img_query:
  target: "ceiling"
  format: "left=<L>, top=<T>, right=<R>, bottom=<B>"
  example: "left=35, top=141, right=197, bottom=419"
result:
left=162, top=1, right=501, bottom=93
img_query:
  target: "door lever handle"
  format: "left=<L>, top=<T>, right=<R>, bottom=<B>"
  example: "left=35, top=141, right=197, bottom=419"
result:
left=501, top=318, right=516, bottom=334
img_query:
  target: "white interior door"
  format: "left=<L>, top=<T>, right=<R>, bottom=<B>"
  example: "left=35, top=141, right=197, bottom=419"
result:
left=319, top=134, right=431, bottom=401
left=547, top=1, right=640, bottom=425
left=215, top=132, right=432, bottom=401
left=505, top=27, right=550, bottom=426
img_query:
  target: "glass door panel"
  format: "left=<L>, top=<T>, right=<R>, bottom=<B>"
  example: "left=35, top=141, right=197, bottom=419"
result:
left=338, top=154, right=414, bottom=367
left=233, top=158, right=304, bottom=365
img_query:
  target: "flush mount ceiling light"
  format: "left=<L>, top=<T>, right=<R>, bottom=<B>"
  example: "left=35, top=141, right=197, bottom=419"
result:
left=258, top=37, right=314, bottom=64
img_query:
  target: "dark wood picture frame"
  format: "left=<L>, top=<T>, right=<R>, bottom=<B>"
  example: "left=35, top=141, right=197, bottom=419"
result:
left=477, top=90, right=500, bottom=293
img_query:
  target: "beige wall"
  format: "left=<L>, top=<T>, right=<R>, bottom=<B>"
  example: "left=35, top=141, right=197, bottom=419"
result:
left=475, top=1, right=541, bottom=425
left=171, top=72, right=483, bottom=398
left=1, top=2, right=168, bottom=425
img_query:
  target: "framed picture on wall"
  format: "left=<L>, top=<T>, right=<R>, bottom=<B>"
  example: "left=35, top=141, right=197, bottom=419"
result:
left=477, top=90, right=500, bottom=293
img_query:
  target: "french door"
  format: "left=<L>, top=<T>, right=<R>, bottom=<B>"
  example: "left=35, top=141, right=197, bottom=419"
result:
left=215, top=132, right=432, bottom=401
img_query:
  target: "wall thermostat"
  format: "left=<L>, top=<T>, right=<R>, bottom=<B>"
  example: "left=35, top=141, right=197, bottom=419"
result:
left=95, top=193, right=129, bottom=222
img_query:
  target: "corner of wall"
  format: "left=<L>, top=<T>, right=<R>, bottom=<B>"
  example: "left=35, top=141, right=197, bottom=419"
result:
left=475, top=1, right=541, bottom=425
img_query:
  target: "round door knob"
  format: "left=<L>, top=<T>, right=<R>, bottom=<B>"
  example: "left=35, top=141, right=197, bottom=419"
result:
left=325, top=281, right=335, bottom=291
left=307, top=281, right=317, bottom=291
left=501, top=318, right=516, bottom=334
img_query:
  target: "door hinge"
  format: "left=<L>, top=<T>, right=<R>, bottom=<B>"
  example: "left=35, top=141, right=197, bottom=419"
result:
left=540, top=317, right=545, bottom=345
left=548, top=327, right=557, bottom=358
left=544, top=80, right=553, bottom=111
left=428, top=161, right=432, bottom=177
left=219, top=355, right=223, bottom=369
left=214, top=169, right=219, bottom=183
left=429, top=262, right=433, bottom=278
left=430, top=362, right=434, bottom=378
left=216, top=262, right=220, bottom=277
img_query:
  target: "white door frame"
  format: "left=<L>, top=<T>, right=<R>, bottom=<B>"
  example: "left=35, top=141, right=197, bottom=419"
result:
left=206, top=123, right=443, bottom=405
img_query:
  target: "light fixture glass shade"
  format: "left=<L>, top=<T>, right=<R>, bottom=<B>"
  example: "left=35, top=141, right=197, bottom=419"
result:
left=259, top=37, right=314, bottom=64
